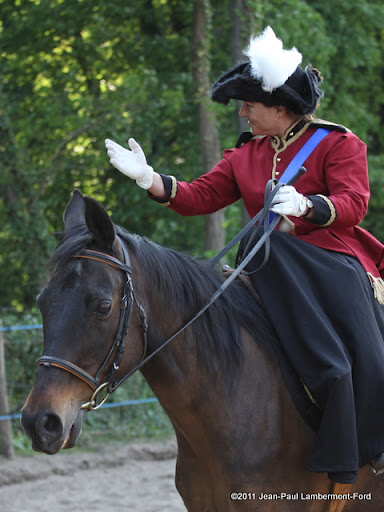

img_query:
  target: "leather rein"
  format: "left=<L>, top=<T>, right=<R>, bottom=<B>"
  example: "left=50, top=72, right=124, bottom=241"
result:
left=37, top=238, right=148, bottom=410
left=36, top=168, right=305, bottom=412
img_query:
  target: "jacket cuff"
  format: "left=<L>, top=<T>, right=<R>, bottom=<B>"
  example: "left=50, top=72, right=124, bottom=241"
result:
left=306, top=194, right=337, bottom=227
left=148, top=174, right=177, bottom=206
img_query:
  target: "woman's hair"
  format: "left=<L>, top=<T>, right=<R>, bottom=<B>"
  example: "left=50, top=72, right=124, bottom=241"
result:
left=285, top=66, right=324, bottom=121
left=307, top=65, right=324, bottom=103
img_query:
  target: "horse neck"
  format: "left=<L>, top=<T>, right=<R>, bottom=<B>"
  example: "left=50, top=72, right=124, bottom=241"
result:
left=127, top=239, right=310, bottom=453
left=141, top=322, right=303, bottom=442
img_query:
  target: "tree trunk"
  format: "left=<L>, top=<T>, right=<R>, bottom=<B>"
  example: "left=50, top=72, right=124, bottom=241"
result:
left=230, top=0, right=250, bottom=138
left=0, top=322, right=14, bottom=459
left=230, top=0, right=263, bottom=226
left=192, top=0, right=225, bottom=253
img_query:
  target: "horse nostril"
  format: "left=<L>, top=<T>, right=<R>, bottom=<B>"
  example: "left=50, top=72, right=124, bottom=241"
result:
left=38, top=413, right=63, bottom=441
left=21, top=408, right=66, bottom=454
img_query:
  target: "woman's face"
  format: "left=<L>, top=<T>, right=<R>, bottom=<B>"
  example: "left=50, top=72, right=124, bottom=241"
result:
left=239, top=101, right=288, bottom=137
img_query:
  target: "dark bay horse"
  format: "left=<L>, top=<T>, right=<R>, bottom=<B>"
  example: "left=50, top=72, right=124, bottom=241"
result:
left=21, top=190, right=383, bottom=511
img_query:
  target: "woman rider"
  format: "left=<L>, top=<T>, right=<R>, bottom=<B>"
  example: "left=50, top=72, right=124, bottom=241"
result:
left=105, top=27, right=384, bottom=485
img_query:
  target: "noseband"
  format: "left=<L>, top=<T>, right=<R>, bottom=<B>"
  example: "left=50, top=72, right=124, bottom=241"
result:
left=37, top=237, right=148, bottom=410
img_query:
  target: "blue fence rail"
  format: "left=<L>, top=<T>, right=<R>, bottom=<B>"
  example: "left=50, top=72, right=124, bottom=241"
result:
left=0, top=398, right=159, bottom=422
left=0, top=323, right=159, bottom=422
left=0, top=324, right=43, bottom=332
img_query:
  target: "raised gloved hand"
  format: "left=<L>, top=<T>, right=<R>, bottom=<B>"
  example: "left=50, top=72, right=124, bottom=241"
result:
left=105, top=138, right=154, bottom=189
left=270, top=185, right=311, bottom=217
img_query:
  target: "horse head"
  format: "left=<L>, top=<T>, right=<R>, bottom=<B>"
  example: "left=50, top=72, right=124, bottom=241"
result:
left=21, top=190, right=146, bottom=454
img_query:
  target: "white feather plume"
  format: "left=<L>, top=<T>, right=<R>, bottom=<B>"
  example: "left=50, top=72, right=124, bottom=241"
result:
left=243, top=26, right=302, bottom=92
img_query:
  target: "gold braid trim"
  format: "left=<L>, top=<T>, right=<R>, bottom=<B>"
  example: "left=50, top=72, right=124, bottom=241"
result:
left=316, top=194, right=337, bottom=227
left=367, top=273, right=384, bottom=306
left=169, top=175, right=178, bottom=198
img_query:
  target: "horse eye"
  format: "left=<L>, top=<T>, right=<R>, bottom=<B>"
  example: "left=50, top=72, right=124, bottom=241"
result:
left=96, top=301, right=112, bottom=316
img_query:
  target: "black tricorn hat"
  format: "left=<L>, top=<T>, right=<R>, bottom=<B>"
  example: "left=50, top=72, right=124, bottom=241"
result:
left=211, top=27, right=323, bottom=116
left=211, top=62, right=323, bottom=116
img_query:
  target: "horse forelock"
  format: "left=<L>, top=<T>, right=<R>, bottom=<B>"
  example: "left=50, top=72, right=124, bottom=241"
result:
left=49, top=225, right=93, bottom=275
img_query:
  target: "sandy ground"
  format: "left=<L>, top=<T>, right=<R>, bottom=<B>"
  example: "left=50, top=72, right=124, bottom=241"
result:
left=0, top=439, right=186, bottom=512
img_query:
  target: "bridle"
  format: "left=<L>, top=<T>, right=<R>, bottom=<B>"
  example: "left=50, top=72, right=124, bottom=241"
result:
left=37, top=236, right=148, bottom=411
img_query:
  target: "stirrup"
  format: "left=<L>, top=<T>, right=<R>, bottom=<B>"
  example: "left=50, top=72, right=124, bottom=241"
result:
left=370, top=452, right=384, bottom=475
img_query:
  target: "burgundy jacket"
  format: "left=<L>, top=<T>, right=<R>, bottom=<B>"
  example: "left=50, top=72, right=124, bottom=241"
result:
left=150, top=119, right=384, bottom=285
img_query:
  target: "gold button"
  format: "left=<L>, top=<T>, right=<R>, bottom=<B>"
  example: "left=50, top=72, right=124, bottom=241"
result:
left=275, top=171, right=280, bottom=176
left=289, top=131, right=294, bottom=136
left=277, top=157, right=281, bottom=162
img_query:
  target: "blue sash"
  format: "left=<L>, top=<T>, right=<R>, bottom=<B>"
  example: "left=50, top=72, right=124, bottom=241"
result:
left=269, top=127, right=331, bottom=222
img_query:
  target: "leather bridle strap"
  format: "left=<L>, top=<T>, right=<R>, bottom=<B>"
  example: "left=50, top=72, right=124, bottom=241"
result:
left=38, top=356, right=97, bottom=390
left=37, top=236, right=140, bottom=407
left=74, top=249, right=132, bottom=274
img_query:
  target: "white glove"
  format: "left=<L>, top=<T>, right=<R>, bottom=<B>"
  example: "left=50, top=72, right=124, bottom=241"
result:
left=270, top=185, right=310, bottom=217
left=105, top=138, right=154, bottom=189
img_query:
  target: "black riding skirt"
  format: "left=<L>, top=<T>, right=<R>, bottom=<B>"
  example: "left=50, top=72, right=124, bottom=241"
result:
left=237, top=230, right=384, bottom=478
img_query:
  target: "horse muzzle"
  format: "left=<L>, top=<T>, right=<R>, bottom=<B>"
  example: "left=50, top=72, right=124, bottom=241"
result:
left=21, top=404, right=85, bottom=454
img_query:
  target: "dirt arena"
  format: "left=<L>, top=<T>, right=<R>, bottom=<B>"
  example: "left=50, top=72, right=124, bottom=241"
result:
left=0, top=439, right=186, bottom=512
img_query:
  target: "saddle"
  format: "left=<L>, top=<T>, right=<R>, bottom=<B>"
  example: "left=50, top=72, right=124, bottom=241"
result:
left=221, top=265, right=260, bottom=303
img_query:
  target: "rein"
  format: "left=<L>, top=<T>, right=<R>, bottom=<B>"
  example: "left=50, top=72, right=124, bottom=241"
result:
left=37, top=168, right=305, bottom=410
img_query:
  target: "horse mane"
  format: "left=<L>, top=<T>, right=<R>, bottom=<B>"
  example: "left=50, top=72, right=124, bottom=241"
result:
left=49, top=224, right=276, bottom=385
left=117, top=228, right=277, bottom=381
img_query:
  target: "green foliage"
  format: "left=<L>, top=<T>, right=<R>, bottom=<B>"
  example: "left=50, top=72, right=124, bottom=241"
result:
left=2, top=310, right=44, bottom=414
left=305, top=0, right=384, bottom=144
left=0, top=0, right=204, bottom=310
left=1, top=0, right=384, bottom=453
left=78, top=374, right=174, bottom=450
left=0, top=0, right=384, bottom=312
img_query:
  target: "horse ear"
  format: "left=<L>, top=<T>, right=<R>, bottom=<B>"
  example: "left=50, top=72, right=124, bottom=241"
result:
left=63, top=189, right=86, bottom=231
left=83, top=195, right=116, bottom=251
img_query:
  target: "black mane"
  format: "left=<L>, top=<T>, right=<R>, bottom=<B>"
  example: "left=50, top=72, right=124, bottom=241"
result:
left=49, top=224, right=276, bottom=381
left=116, top=228, right=276, bottom=378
